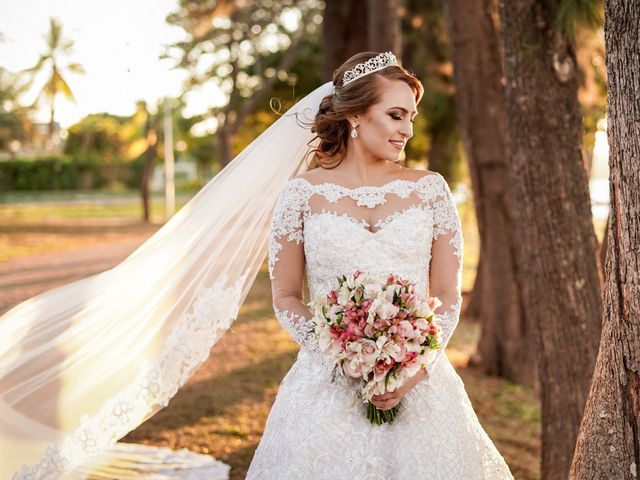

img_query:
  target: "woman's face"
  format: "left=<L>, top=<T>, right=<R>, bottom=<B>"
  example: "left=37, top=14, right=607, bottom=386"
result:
left=350, top=78, right=418, bottom=162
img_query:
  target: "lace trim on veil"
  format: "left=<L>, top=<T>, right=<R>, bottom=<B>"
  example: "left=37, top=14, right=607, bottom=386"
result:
left=13, top=273, right=247, bottom=480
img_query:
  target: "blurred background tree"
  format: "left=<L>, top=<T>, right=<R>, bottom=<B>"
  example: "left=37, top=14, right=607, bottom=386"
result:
left=21, top=17, right=85, bottom=150
left=166, top=0, right=324, bottom=168
left=0, top=67, right=33, bottom=156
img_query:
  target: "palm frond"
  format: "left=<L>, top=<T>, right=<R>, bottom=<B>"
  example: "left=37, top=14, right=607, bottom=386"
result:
left=67, top=63, right=86, bottom=75
left=21, top=54, right=49, bottom=74
left=47, top=17, right=63, bottom=50
left=53, top=71, right=77, bottom=103
left=61, top=39, right=75, bottom=54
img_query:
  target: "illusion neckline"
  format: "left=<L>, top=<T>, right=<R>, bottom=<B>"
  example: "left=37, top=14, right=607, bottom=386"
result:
left=293, top=172, right=438, bottom=191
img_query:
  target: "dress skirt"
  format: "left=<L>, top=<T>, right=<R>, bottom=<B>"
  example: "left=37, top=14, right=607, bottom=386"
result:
left=246, top=348, right=514, bottom=479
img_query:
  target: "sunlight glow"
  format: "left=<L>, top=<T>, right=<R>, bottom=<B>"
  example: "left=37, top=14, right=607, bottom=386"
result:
left=0, top=0, right=189, bottom=128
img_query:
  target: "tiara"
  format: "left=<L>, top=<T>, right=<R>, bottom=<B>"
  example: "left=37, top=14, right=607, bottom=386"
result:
left=341, top=51, right=398, bottom=86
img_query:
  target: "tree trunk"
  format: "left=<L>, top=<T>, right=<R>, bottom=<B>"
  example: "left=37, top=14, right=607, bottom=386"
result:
left=217, top=122, right=234, bottom=169
left=498, top=0, right=604, bottom=478
left=141, top=111, right=156, bottom=223
left=465, top=253, right=483, bottom=321
left=48, top=98, right=56, bottom=153
left=426, top=129, right=456, bottom=178
left=367, top=0, right=402, bottom=57
left=444, top=0, right=535, bottom=387
left=322, top=0, right=369, bottom=81
left=569, top=0, right=640, bottom=477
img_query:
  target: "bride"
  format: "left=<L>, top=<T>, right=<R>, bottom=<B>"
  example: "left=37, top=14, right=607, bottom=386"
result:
left=246, top=51, right=514, bottom=479
left=0, top=51, right=513, bottom=479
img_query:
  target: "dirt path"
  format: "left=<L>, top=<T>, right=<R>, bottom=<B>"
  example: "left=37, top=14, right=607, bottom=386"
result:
left=0, top=232, right=154, bottom=316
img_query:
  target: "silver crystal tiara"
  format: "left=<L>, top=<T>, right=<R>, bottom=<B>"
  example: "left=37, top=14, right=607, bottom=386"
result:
left=341, top=51, right=398, bottom=86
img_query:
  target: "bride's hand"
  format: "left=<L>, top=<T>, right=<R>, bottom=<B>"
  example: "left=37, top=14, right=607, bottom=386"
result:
left=370, top=367, right=429, bottom=410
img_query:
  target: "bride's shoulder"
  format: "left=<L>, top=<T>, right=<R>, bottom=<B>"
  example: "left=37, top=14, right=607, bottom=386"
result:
left=292, top=169, right=328, bottom=185
left=398, top=167, right=441, bottom=183
left=292, top=167, right=440, bottom=184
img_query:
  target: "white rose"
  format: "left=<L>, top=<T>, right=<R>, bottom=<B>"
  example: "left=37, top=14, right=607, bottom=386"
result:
left=378, top=302, right=399, bottom=320
left=356, top=338, right=379, bottom=366
left=339, top=342, right=361, bottom=377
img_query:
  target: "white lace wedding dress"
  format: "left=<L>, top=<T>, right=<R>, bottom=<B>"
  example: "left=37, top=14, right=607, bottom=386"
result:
left=246, top=171, right=514, bottom=479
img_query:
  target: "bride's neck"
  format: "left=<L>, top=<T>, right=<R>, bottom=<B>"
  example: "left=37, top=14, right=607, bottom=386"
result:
left=330, top=145, right=401, bottom=184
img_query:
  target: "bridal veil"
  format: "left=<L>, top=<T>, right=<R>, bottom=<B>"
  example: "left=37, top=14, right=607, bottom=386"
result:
left=0, top=81, right=334, bottom=479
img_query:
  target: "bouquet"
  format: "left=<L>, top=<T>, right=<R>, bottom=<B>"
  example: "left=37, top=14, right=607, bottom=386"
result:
left=309, top=270, right=442, bottom=425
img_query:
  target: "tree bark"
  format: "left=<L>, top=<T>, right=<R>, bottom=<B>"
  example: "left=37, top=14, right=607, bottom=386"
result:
left=322, top=0, right=370, bottom=81
left=569, top=0, right=640, bottom=477
left=444, top=0, right=535, bottom=387
left=368, top=0, right=402, bottom=57
left=498, top=0, right=604, bottom=478
left=599, top=214, right=609, bottom=280
left=322, top=0, right=402, bottom=81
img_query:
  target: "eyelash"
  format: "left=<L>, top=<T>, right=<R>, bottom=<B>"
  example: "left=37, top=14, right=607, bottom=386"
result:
left=390, top=113, right=415, bottom=124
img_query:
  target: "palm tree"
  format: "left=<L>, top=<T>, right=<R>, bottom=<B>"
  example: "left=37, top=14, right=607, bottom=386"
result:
left=22, top=17, right=85, bottom=148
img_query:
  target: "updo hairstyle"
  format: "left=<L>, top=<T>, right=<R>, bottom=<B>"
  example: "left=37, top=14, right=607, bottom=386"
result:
left=308, top=51, right=424, bottom=169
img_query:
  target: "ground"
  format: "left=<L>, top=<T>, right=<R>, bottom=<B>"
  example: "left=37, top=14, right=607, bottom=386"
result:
left=0, top=193, right=541, bottom=479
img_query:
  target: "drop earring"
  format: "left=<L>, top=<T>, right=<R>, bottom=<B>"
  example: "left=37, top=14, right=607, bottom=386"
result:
left=351, top=123, right=358, bottom=138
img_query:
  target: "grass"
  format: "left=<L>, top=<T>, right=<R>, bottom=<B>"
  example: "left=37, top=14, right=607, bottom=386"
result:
left=0, top=192, right=190, bottom=262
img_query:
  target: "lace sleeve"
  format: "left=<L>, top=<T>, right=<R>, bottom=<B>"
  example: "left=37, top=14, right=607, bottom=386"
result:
left=268, top=179, right=317, bottom=351
left=425, top=175, right=464, bottom=377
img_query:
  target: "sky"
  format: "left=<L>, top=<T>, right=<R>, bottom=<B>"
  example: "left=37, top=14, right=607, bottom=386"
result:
left=0, top=0, right=213, bottom=128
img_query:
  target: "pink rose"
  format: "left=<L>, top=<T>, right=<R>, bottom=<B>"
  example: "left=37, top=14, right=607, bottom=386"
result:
left=364, top=324, right=375, bottom=337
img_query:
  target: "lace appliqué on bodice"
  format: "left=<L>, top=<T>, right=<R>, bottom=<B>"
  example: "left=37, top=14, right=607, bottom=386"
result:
left=251, top=173, right=515, bottom=479
left=267, top=172, right=464, bottom=377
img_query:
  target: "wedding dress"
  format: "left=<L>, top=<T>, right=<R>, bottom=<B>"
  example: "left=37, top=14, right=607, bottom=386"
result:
left=0, top=79, right=513, bottom=479
left=246, top=172, right=514, bottom=479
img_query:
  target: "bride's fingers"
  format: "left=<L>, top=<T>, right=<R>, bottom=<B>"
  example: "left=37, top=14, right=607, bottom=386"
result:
left=373, top=399, right=399, bottom=410
left=373, top=394, right=398, bottom=401
left=372, top=396, right=398, bottom=406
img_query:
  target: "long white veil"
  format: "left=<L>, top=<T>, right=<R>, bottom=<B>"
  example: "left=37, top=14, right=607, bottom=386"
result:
left=0, top=81, right=334, bottom=479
